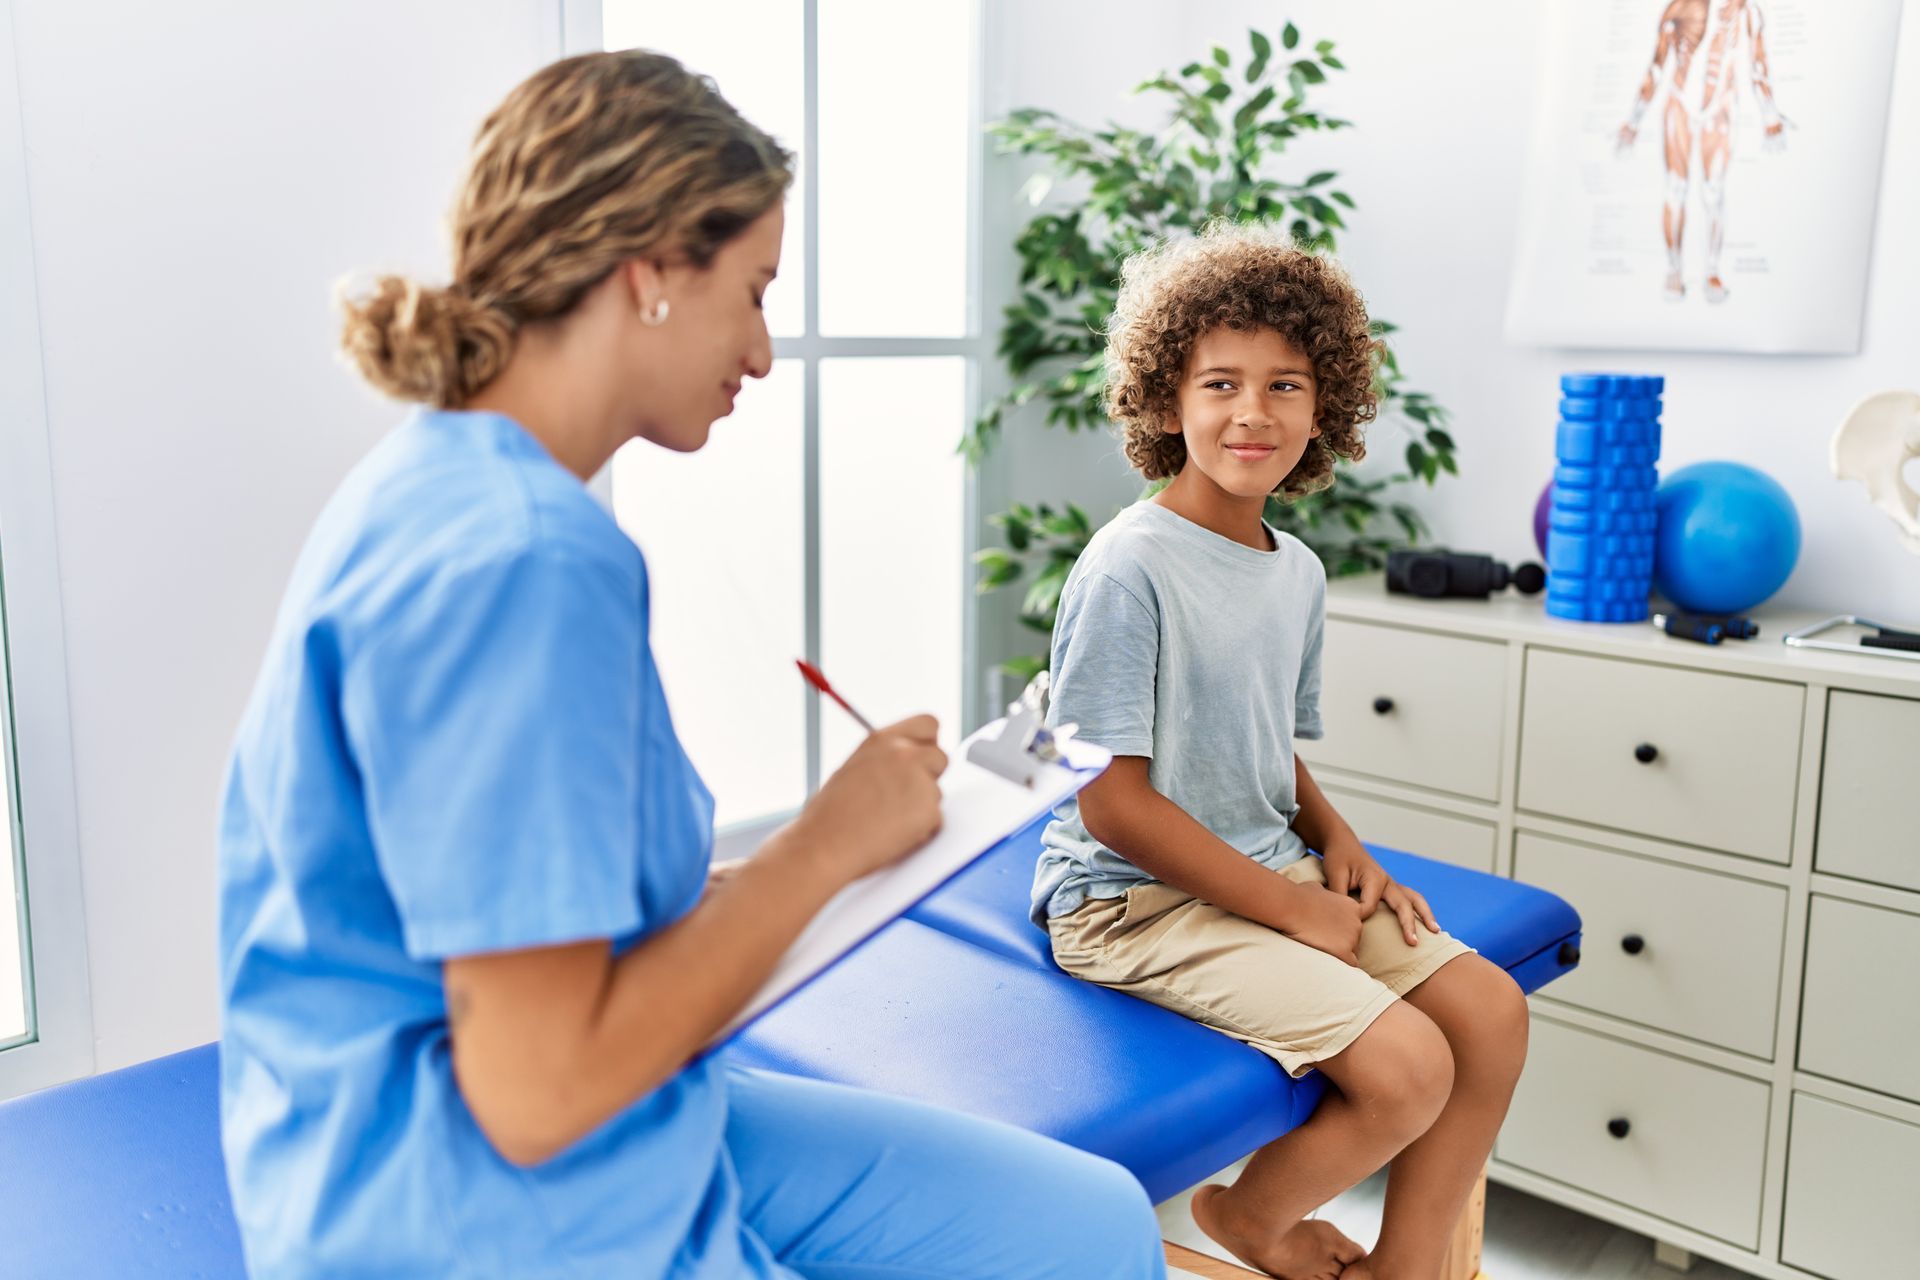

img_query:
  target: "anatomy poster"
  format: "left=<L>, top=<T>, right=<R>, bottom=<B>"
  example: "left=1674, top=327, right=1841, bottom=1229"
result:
left=1506, top=0, right=1901, bottom=354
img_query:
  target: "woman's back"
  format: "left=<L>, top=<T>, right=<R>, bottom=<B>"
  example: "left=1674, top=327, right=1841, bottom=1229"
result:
left=217, top=408, right=744, bottom=1279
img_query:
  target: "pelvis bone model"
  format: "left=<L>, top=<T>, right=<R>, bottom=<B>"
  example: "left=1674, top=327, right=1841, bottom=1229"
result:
left=1833, top=390, right=1920, bottom=556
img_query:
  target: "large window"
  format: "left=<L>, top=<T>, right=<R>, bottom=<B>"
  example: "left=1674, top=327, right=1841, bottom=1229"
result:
left=0, top=595, right=24, bottom=1048
left=1, top=0, right=92, bottom=1096
left=602, top=1, right=982, bottom=835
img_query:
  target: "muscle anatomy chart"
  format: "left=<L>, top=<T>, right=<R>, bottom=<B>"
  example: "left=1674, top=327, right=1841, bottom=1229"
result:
left=1506, top=0, right=1898, bottom=354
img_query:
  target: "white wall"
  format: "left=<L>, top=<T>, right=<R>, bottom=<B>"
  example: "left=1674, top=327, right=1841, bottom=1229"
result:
left=10, top=0, right=563, bottom=1071
left=11, top=0, right=1912, bottom=1072
left=974, top=0, right=1920, bottom=689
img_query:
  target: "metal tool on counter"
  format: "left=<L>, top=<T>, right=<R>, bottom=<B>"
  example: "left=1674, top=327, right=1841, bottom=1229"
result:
left=1783, top=616, right=1920, bottom=663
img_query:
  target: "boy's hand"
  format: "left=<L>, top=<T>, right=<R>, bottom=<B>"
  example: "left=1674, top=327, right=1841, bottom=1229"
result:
left=1322, top=840, right=1391, bottom=918
left=1323, top=840, right=1441, bottom=947
left=1278, top=881, right=1365, bottom=966
left=1378, top=881, right=1441, bottom=948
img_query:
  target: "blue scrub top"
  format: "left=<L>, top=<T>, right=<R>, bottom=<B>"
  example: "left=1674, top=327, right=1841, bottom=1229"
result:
left=218, top=410, right=774, bottom=1277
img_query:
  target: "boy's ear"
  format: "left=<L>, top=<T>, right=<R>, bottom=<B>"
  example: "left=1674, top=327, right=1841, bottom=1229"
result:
left=1158, top=410, right=1184, bottom=436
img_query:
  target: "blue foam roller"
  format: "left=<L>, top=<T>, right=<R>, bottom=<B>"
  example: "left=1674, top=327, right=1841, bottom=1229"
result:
left=1557, top=420, right=1598, bottom=462
left=1548, top=533, right=1591, bottom=573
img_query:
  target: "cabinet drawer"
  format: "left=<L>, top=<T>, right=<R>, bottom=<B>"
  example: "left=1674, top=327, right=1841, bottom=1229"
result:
left=1514, top=833, right=1785, bottom=1057
left=1517, top=650, right=1803, bottom=862
left=1781, top=1093, right=1920, bottom=1280
left=1817, top=691, right=1920, bottom=894
left=1321, top=787, right=1496, bottom=873
left=1497, top=1019, right=1769, bottom=1248
left=1798, top=895, right=1920, bottom=1104
left=1312, top=620, right=1507, bottom=801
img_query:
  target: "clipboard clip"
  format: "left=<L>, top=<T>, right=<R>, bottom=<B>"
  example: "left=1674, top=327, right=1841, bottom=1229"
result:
left=966, top=671, right=1079, bottom=788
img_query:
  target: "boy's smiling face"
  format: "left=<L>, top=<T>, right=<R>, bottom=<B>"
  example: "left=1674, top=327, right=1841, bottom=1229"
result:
left=1165, top=325, right=1320, bottom=503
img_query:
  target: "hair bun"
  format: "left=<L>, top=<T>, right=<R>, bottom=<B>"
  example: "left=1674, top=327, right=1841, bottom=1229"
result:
left=336, top=275, right=515, bottom=408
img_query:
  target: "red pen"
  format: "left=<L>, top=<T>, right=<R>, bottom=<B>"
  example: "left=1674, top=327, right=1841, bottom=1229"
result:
left=795, top=660, right=876, bottom=734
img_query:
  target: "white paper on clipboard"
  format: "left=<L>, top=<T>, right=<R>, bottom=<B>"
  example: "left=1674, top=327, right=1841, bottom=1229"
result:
left=712, top=720, right=1111, bottom=1045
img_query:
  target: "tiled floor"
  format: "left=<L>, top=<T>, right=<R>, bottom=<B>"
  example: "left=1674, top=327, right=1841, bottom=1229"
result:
left=1158, top=1162, right=1760, bottom=1279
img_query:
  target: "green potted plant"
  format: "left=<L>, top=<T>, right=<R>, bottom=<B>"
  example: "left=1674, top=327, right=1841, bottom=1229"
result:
left=969, top=24, right=1459, bottom=680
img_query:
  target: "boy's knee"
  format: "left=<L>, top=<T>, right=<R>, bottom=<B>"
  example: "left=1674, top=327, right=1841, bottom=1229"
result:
left=1483, top=964, right=1531, bottom=1076
left=1452, top=955, right=1530, bottom=1059
left=1344, top=1003, right=1453, bottom=1141
left=1397, top=1020, right=1455, bottom=1131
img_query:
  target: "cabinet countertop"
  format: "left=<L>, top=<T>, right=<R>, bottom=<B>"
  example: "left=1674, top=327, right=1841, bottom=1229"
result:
left=1325, top=573, right=1920, bottom=698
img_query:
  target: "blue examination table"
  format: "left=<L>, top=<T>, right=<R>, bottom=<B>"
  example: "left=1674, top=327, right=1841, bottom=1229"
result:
left=0, top=815, right=1580, bottom=1276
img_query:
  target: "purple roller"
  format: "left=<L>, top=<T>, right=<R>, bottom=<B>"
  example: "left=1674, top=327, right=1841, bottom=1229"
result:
left=1534, top=480, right=1552, bottom=557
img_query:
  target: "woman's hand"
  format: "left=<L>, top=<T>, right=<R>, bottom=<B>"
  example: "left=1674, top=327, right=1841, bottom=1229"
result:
left=788, top=715, right=947, bottom=884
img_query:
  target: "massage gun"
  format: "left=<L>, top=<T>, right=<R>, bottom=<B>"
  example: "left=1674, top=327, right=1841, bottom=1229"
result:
left=1385, top=549, right=1547, bottom=601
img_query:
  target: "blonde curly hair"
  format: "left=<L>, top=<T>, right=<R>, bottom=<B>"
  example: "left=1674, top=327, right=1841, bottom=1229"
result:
left=1105, top=223, right=1378, bottom=500
left=338, top=50, right=794, bottom=409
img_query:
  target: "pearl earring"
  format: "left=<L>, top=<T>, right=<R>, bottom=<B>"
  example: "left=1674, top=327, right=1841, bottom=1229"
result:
left=641, top=297, right=670, bottom=327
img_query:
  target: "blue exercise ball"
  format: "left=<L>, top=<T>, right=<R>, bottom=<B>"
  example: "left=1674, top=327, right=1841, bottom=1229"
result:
left=1653, top=462, right=1801, bottom=615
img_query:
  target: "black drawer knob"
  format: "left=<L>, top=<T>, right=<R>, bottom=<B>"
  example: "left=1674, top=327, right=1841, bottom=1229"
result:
left=1373, top=697, right=1395, bottom=716
left=1621, top=934, right=1646, bottom=956
left=1634, top=743, right=1659, bottom=764
left=1607, top=1117, right=1632, bottom=1140
left=1557, top=941, right=1581, bottom=966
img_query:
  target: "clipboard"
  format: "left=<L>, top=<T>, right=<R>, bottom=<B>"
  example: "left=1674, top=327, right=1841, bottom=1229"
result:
left=710, top=713, right=1110, bottom=1047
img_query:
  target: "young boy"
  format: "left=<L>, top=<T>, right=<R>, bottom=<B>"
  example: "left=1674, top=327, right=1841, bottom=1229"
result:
left=1033, top=225, right=1530, bottom=1280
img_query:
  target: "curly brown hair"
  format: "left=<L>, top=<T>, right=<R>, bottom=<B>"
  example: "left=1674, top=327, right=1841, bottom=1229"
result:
left=1106, top=223, right=1378, bottom=500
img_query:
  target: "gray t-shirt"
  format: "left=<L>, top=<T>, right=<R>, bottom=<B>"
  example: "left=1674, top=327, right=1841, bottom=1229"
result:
left=1031, top=500, right=1326, bottom=924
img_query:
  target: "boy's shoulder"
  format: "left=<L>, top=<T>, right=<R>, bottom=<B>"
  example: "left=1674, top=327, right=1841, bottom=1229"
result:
left=1071, top=502, right=1170, bottom=591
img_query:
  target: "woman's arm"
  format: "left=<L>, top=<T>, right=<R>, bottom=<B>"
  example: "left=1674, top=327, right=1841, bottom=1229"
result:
left=1076, top=757, right=1362, bottom=962
left=443, top=718, right=946, bottom=1167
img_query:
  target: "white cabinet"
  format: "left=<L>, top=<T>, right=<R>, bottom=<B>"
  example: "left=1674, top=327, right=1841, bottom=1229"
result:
left=1319, top=785, right=1497, bottom=873
left=1816, top=691, right=1920, bottom=894
left=1798, top=895, right=1920, bottom=1105
left=1310, top=619, right=1508, bottom=801
left=1518, top=650, right=1804, bottom=862
left=1317, top=576, right=1920, bottom=1280
left=1514, top=833, right=1786, bottom=1058
left=1780, top=1093, right=1920, bottom=1280
left=1499, top=1019, right=1771, bottom=1249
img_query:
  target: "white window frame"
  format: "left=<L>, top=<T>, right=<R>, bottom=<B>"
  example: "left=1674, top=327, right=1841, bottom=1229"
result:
left=571, top=0, right=992, bottom=853
left=0, top=0, right=96, bottom=1099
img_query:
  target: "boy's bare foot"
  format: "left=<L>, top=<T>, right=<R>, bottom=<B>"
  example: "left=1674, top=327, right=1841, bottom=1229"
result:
left=1191, top=1183, right=1366, bottom=1279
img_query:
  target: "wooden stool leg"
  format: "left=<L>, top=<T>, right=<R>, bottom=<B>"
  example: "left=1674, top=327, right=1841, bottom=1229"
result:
left=1440, top=1163, right=1488, bottom=1280
left=1163, top=1240, right=1265, bottom=1278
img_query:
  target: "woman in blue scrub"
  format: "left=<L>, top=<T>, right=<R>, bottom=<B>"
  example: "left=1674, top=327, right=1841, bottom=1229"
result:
left=217, top=50, right=1164, bottom=1280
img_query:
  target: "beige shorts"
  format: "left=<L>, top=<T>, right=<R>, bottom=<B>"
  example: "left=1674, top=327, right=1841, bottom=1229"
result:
left=1047, top=856, right=1473, bottom=1077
